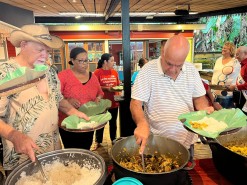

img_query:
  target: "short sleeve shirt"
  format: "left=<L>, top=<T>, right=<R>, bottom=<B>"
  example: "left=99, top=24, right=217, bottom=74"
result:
left=58, top=69, right=104, bottom=125
left=131, top=57, right=206, bottom=148
left=0, top=60, right=63, bottom=170
left=211, top=57, right=240, bottom=95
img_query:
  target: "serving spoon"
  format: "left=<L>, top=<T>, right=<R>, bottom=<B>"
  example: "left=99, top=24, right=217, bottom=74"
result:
left=141, top=153, right=145, bottom=172
left=34, top=155, right=48, bottom=182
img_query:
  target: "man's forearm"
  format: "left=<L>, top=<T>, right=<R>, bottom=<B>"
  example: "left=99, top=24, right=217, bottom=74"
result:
left=0, top=119, right=15, bottom=140
left=59, top=99, right=77, bottom=116
left=193, top=95, right=210, bottom=110
left=130, top=99, right=148, bottom=126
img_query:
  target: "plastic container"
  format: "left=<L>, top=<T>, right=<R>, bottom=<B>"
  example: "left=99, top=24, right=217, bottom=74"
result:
left=113, top=177, right=143, bottom=185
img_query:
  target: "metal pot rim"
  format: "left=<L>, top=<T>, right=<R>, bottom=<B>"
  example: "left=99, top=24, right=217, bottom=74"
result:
left=111, top=135, right=190, bottom=174
left=5, top=148, right=107, bottom=184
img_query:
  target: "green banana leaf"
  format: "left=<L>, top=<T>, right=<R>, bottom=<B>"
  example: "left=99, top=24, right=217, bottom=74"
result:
left=78, top=99, right=112, bottom=116
left=112, top=86, right=123, bottom=91
left=229, top=15, right=241, bottom=41
left=61, top=111, right=112, bottom=130
left=178, top=108, right=247, bottom=138
left=0, top=64, right=48, bottom=89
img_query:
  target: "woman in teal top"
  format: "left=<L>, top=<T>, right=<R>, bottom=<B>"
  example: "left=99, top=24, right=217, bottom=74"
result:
left=131, top=58, right=148, bottom=84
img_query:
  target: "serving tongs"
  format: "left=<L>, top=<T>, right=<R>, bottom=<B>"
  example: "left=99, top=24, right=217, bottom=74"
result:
left=34, top=154, right=48, bottom=183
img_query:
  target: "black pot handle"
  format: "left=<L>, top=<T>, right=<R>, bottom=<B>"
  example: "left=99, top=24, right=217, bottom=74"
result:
left=183, top=160, right=196, bottom=170
left=199, top=135, right=217, bottom=145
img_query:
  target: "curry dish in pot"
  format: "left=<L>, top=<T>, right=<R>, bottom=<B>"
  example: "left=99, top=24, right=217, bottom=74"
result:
left=223, top=139, right=247, bottom=157
left=119, top=152, right=181, bottom=173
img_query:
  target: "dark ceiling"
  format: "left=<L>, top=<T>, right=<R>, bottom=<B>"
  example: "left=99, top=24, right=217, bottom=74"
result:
left=0, top=0, right=247, bottom=24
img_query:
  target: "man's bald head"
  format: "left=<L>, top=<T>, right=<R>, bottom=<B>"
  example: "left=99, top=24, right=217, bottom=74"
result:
left=164, top=34, right=190, bottom=63
left=161, top=34, right=190, bottom=79
left=236, top=46, right=247, bottom=63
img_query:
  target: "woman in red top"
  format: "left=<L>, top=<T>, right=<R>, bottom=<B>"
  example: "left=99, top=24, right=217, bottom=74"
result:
left=58, top=47, right=104, bottom=150
left=92, top=53, right=120, bottom=150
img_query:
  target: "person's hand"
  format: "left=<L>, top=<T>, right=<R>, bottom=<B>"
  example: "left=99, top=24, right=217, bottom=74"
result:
left=212, top=102, right=222, bottom=110
left=108, top=87, right=115, bottom=92
left=74, top=110, right=90, bottom=121
left=95, top=97, right=101, bottom=104
left=67, top=98, right=81, bottom=109
left=8, top=130, right=39, bottom=162
left=227, top=85, right=236, bottom=91
left=202, top=106, right=214, bottom=114
left=134, top=122, right=150, bottom=154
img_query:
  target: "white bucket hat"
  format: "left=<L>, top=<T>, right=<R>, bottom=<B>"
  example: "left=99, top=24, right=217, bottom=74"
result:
left=9, top=24, right=64, bottom=49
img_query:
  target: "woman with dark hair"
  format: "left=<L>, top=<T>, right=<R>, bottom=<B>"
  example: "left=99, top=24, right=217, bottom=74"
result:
left=92, top=53, right=120, bottom=150
left=131, top=58, right=148, bottom=84
left=58, top=47, right=104, bottom=150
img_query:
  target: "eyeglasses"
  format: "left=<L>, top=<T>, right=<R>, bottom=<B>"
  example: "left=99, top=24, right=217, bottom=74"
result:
left=75, top=59, right=89, bottom=64
left=217, top=66, right=233, bottom=85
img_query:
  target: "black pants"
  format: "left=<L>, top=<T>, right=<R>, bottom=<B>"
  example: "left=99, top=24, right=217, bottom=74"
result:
left=95, top=107, right=118, bottom=143
left=233, top=90, right=246, bottom=110
left=59, top=128, right=94, bottom=150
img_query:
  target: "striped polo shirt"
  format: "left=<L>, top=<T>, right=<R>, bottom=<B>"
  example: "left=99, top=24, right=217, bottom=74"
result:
left=131, top=57, right=206, bottom=148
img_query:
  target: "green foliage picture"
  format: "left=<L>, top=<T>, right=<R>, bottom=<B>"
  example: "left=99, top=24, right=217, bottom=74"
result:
left=194, top=13, right=247, bottom=52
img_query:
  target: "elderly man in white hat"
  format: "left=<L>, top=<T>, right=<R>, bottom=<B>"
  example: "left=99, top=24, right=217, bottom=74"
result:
left=0, top=24, right=89, bottom=175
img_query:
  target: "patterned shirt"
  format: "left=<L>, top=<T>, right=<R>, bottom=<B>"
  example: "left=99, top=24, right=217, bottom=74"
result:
left=211, top=57, right=240, bottom=96
left=58, top=69, right=104, bottom=125
left=0, top=59, right=63, bottom=170
left=131, top=57, right=206, bottom=149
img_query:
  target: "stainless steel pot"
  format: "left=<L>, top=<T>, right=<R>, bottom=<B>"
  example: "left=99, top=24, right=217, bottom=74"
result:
left=200, top=126, right=247, bottom=185
left=111, top=135, right=192, bottom=185
left=5, top=149, right=107, bottom=185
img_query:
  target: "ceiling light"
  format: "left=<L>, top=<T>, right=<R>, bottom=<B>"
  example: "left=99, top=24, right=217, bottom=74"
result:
left=75, top=15, right=81, bottom=19
left=59, top=12, right=104, bottom=17
left=72, top=0, right=77, bottom=2
left=146, top=16, right=154, bottom=19
left=114, top=12, right=156, bottom=17
left=158, top=12, right=175, bottom=16
left=189, top=12, right=198, bottom=15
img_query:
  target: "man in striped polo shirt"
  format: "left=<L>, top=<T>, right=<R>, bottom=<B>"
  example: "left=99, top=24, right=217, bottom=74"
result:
left=130, top=35, right=214, bottom=160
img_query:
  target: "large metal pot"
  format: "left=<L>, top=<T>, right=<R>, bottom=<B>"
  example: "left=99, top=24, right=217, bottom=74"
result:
left=111, top=135, right=192, bottom=185
left=5, top=149, right=107, bottom=185
left=200, top=126, right=247, bottom=185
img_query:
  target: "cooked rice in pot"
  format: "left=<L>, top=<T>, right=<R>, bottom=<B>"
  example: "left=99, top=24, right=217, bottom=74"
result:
left=15, top=160, right=101, bottom=185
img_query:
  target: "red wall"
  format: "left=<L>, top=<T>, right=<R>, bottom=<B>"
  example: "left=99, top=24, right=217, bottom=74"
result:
left=6, top=30, right=194, bottom=60
left=51, top=31, right=194, bottom=40
left=6, top=40, right=16, bottom=58
left=109, top=44, right=122, bottom=65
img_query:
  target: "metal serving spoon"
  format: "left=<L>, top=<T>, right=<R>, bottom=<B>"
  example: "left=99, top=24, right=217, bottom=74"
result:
left=141, top=153, right=145, bottom=172
left=34, top=155, right=48, bottom=182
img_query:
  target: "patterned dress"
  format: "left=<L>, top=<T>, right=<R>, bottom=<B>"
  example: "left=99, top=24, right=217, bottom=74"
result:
left=0, top=59, right=63, bottom=170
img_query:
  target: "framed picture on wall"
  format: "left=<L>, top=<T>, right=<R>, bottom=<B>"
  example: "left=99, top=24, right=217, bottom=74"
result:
left=0, top=40, right=8, bottom=62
